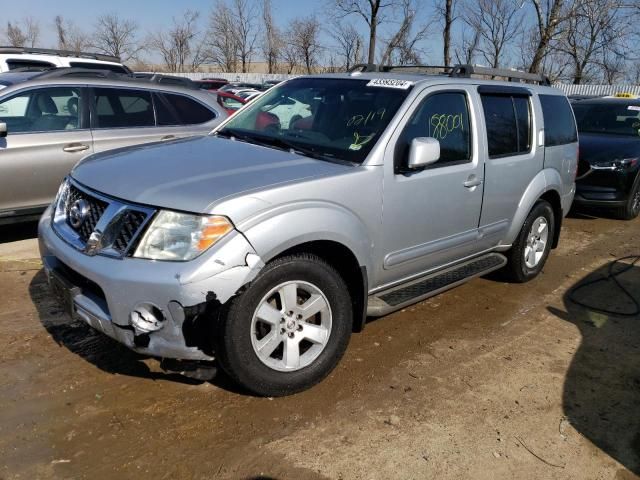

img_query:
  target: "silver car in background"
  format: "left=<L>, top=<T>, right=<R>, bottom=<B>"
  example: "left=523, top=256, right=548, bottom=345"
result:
left=0, top=69, right=227, bottom=224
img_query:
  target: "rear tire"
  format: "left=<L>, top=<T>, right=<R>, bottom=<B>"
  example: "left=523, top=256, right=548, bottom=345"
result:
left=215, top=253, right=352, bottom=396
left=615, top=175, right=640, bottom=220
left=503, top=200, right=555, bottom=283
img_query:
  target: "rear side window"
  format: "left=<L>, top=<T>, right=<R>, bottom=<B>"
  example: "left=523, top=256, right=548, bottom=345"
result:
left=540, top=95, right=577, bottom=146
left=93, top=88, right=154, bottom=128
left=161, top=93, right=215, bottom=125
left=481, top=94, right=532, bottom=157
left=6, top=59, right=56, bottom=70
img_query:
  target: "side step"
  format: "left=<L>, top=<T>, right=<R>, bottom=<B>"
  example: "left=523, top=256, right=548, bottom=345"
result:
left=367, top=252, right=507, bottom=317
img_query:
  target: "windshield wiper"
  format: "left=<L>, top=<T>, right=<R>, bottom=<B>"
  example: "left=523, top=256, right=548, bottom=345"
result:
left=216, top=128, right=345, bottom=164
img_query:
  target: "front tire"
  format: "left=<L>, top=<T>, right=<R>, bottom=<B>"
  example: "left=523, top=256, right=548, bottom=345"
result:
left=216, top=253, right=352, bottom=396
left=503, top=200, right=555, bottom=283
left=616, top=175, right=640, bottom=220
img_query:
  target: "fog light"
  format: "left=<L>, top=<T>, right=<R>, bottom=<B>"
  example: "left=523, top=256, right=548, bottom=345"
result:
left=130, top=303, right=165, bottom=334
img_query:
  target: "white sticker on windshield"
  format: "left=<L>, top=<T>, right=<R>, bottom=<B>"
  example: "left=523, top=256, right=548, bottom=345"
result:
left=627, top=106, right=640, bottom=111
left=366, top=78, right=413, bottom=89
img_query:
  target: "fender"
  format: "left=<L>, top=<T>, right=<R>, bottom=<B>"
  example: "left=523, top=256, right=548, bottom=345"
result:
left=502, top=168, right=564, bottom=246
left=236, top=200, right=374, bottom=276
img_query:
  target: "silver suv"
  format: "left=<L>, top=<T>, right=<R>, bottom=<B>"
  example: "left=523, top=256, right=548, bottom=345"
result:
left=38, top=65, right=578, bottom=396
left=0, top=70, right=227, bottom=224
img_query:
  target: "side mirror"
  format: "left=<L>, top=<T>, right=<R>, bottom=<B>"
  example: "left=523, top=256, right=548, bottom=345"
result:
left=408, top=137, right=440, bottom=169
left=0, top=122, right=6, bottom=138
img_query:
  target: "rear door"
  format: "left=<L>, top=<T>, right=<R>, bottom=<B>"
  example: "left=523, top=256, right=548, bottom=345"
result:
left=0, top=85, right=92, bottom=215
left=478, top=87, right=543, bottom=232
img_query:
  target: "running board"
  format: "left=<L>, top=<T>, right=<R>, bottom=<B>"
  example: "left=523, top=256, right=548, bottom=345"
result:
left=367, top=253, right=507, bottom=317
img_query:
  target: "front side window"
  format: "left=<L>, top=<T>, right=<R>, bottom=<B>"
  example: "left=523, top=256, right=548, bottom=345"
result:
left=481, top=94, right=532, bottom=157
left=93, top=88, right=154, bottom=128
left=0, top=87, right=82, bottom=133
left=572, top=101, right=640, bottom=137
left=396, top=91, right=471, bottom=169
left=540, top=95, right=578, bottom=146
left=218, top=77, right=412, bottom=164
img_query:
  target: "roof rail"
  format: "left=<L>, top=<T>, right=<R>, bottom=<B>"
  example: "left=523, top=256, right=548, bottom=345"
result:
left=348, top=63, right=550, bottom=85
left=0, top=46, right=121, bottom=64
left=450, top=64, right=550, bottom=86
left=33, top=67, right=121, bottom=80
left=27, top=68, right=200, bottom=90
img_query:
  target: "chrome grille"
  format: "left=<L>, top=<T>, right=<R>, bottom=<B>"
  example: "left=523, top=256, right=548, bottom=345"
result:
left=65, top=184, right=108, bottom=242
left=112, top=210, right=148, bottom=254
left=53, top=179, right=155, bottom=258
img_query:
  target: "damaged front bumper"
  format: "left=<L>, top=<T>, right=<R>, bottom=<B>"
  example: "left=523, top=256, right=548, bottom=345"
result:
left=38, top=207, right=264, bottom=361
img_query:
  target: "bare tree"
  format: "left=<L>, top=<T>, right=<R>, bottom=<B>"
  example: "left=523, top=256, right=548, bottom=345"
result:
left=282, top=39, right=300, bottom=74
left=379, top=0, right=432, bottom=65
left=91, top=14, right=144, bottom=62
left=149, top=10, right=200, bottom=72
left=233, top=0, right=259, bottom=73
left=527, top=0, right=567, bottom=73
left=261, top=0, right=281, bottom=73
left=462, top=0, right=522, bottom=68
left=5, top=22, right=27, bottom=47
left=54, top=16, right=90, bottom=51
left=454, top=18, right=481, bottom=64
left=23, top=17, right=40, bottom=47
left=434, top=0, right=456, bottom=66
left=207, top=1, right=238, bottom=72
left=331, top=22, right=364, bottom=70
left=558, top=0, right=629, bottom=84
left=335, top=0, right=396, bottom=64
left=289, top=16, right=322, bottom=74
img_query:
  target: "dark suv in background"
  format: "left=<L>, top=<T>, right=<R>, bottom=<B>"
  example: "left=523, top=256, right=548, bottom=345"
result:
left=571, top=96, right=640, bottom=219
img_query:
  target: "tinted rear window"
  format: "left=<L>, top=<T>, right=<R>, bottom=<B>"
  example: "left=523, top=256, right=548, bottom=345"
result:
left=540, top=95, right=577, bottom=146
left=6, top=59, right=55, bottom=70
left=161, top=93, right=215, bottom=125
left=481, top=94, right=532, bottom=157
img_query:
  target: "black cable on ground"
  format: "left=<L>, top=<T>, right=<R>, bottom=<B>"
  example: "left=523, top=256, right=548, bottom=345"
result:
left=568, top=255, right=640, bottom=317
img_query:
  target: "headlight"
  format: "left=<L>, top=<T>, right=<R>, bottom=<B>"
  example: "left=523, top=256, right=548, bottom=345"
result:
left=134, top=211, right=233, bottom=261
left=51, top=177, right=71, bottom=221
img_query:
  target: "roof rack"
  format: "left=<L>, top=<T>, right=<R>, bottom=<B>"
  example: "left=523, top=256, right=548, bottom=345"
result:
left=348, top=63, right=550, bottom=86
left=28, top=68, right=199, bottom=89
left=0, top=46, right=121, bottom=64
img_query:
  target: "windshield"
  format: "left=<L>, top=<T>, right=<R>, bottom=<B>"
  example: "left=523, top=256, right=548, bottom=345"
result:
left=572, top=102, right=640, bottom=137
left=217, top=77, right=412, bottom=164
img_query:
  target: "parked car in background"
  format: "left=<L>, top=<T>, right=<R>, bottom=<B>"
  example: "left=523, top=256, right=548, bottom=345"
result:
left=0, top=68, right=227, bottom=225
left=216, top=90, right=247, bottom=114
left=219, top=82, right=265, bottom=94
left=235, top=89, right=262, bottom=102
left=194, top=79, right=229, bottom=91
left=0, top=46, right=130, bottom=74
left=571, top=94, right=640, bottom=219
left=38, top=65, right=577, bottom=396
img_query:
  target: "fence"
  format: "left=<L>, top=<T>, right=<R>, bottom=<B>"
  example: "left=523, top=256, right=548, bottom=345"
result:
left=171, top=72, right=639, bottom=96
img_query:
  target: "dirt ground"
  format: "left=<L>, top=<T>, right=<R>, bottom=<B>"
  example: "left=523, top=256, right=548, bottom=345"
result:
left=0, top=214, right=639, bottom=480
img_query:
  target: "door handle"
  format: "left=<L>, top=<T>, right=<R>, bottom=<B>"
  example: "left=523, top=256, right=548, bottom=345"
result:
left=161, top=135, right=176, bottom=141
left=62, top=143, right=90, bottom=153
left=463, top=176, right=483, bottom=188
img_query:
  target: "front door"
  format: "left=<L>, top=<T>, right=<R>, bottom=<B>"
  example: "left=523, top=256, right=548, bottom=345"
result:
left=0, top=85, right=93, bottom=215
left=377, top=87, right=486, bottom=288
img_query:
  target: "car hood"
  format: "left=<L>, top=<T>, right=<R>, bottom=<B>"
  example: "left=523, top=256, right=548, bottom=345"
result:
left=72, top=136, right=351, bottom=214
left=578, top=133, right=640, bottom=164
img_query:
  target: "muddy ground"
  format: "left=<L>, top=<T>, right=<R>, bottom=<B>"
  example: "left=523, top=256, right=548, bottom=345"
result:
left=0, top=214, right=639, bottom=480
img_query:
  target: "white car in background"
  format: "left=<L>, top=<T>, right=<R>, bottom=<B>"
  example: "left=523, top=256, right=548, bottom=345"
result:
left=0, top=46, right=130, bottom=74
